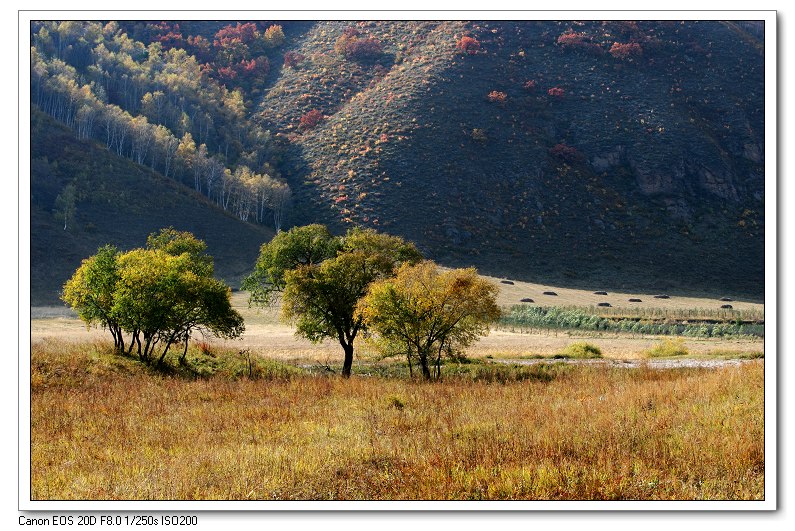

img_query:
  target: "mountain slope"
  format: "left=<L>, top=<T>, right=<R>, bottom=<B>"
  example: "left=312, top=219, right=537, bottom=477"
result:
left=256, top=20, right=764, bottom=297
left=30, top=109, right=274, bottom=305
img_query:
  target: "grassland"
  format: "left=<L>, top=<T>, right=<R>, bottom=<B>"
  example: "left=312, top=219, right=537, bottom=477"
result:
left=29, top=277, right=765, bottom=501
left=30, top=340, right=764, bottom=501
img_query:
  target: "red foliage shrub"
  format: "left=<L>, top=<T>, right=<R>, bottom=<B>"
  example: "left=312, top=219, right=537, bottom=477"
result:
left=344, top=37, right=383, bottom=60
left=186, top=35, right=213, bottom=63
left=214, top=22, right=258, bottom=47
left=283, top=51, right=305, bottom=68
left=609, top=41, right=643, bottom=60
left=487, top=90, right=507, bottom=103
left=238, top=56, right=270, bottom=77
left=547, top=87, right=565, bottom=98
left=523, top=80, right=537, bottom=91
left=334, top=28, right=382, bottom=60
left=216, top=66, right=238, bottom=81
left=150, top=22, right=184, bottom=50
left=457, top=36, right=481, bottom=55
left=556, top=31, right=604, bottom=55
left=299, top=109, right=325, bottom=130
left=549, top=143, right=583, bottom=163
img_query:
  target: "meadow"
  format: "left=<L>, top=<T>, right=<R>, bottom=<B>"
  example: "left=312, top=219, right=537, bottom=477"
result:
left=30, top=340, right=763, bottom=501
left=29, top=279, right=765, bottom=501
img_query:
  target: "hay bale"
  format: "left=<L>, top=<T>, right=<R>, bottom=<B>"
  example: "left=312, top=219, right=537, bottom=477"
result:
left=500, top=280, right=515, bottom=285
left=543, top=291, right=558, bottom=296
left=520, top=298, right=534, bottom=303
left=593, top=291, right=608, bottom=295
left=628, top=298, right=642, bottom=302
left=597, top=302, right=611, bottom=307
left=653, top=294, right=670, bottom=299
left=721, top=304, right=733, bottom=309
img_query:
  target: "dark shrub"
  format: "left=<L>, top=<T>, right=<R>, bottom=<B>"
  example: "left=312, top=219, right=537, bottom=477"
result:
left=283, top=51, right=305, bottom=68
left=549, top=143, right=583, bottom=163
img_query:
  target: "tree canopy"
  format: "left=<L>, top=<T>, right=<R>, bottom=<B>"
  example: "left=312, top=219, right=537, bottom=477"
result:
left=62, top=230, right=243, bottom=366
left=244, top=224, right=422, bottom=377
left=358, top=261, right=501, bottom=379
left=62, top=244, right=124, bottom=350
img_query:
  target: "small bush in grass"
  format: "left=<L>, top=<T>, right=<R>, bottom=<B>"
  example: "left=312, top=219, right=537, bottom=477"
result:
left=548, top=87, right=565, bottom=98
left=457, top=36, right=480, bottom=55
left=556, top=31, right=604, bottom=55
left=470, top=128, right=488, bottom=142
left=487, top=90, right=507, bottom=103
left=386, top=395, right=405, bottom=410
left=549, top=143, right=583, bottom=163
left=299, top=109, right=324, bottom=130
left=609, top=42, right=643, bottom=60
left=335, top=28, right=383, bottom=61
left=556, top=342, right=603, bottom=359
left=283, top=51, right=305, bottom=68
left=344, top=37, right=383, bottom=60
left=644, top=338, right=689, bottom=358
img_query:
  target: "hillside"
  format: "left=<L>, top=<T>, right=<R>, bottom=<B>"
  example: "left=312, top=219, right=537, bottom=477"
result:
left=28, top=20, right=766, bottom=300
left=30, top=109, right=274, bottom=305
left=257, top=20, right=765, bottom=297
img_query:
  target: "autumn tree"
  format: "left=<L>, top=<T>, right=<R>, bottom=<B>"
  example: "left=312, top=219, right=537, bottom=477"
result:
left=62, top=245, right=124, bottom=351
left=243, top=225, right=422, bottom=377
left=358, top=261, right=501, bottom=379
left=62, top=230, right=244, bottom=366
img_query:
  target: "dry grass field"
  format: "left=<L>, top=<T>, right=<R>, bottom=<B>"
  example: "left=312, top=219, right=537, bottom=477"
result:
left=30, top=340, right=764, bottom=501
left=29, top=278, right=765, bottom=501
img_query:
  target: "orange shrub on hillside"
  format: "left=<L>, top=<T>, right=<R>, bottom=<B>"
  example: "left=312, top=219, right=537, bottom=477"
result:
left=487, top=91, right=507, bottom=103
left=609, top=41, right=643, bottom=60
left=456, top=36, right=480, bottom=55
left=299, top=109, right=324, bottom=130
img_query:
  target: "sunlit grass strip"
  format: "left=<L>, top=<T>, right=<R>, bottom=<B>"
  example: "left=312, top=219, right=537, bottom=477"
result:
left=31, top=342, right=764, bottom=500
left=499, top=305, right=764, bottom=338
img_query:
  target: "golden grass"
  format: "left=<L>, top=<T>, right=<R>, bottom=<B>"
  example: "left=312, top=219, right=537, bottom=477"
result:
left=30, top=341, right=764, bottom=501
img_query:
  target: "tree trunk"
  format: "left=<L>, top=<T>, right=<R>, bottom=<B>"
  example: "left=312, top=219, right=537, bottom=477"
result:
left=341, top=342, right=354, bottom=378
left=180, top=336, right=190, bottom=365
left=419, top=352, right=431, bottom=380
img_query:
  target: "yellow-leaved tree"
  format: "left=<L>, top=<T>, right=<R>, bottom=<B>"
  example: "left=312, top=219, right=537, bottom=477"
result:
left=358, top=261, right=501, bottom=379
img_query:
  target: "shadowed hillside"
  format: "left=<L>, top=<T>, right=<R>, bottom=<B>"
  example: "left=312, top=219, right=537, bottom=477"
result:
left=256, top=20, right=764, bottom=297
left=29, top=20, right=766, bottom=300
left=30, top=109, right=274, bottom=304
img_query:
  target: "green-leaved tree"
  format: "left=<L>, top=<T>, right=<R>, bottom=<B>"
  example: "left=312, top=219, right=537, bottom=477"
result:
left=62, top=230, right=244, bottom=366
left=243, top=225, right=422, bottom=377
left=62, top=244, right=124, bottom=350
